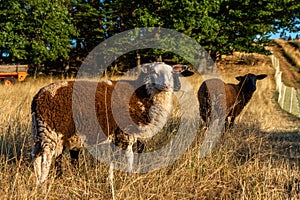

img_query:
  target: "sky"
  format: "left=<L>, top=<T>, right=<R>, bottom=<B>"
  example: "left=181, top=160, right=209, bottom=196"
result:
left=269, top=30, right=299, bottom=39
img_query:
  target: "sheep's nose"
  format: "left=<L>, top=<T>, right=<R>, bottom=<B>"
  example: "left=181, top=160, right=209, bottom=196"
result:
left=250, top=86, right=256, bottom=91
left=164, top=83, right=171, bottom=90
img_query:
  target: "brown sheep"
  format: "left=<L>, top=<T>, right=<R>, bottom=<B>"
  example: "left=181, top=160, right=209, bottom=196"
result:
left=198, top=73, right=267, bottom=129
left=31, top=62, right=193, bottom=185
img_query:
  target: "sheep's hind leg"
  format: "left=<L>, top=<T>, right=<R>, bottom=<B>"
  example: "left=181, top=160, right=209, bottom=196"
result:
left=32, top=123, right=63, bottom=185
left=55, top=148, right=78, bottom=178
left=136, top=140, right=145, bottom=153
left=33, top=146, right=55, bottom=185
left=55, top=152, right=64, bottom=178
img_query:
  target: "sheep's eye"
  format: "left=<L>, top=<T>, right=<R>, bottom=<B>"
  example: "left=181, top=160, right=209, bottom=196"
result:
left=152, top=71, right=159, bottom=76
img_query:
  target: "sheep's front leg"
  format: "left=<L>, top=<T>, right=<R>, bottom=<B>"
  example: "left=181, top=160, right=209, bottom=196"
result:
left=225, top=116, right=235, bottom=131
left=108, top=162, right=115, bottom=200
left=228, top=116, right=235, bottom=129
left=126, top=143, right=134, bottom=173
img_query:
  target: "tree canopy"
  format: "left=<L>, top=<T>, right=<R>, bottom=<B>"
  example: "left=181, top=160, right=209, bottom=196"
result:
left=0, top=0, right=76, bottom=64
left=0, top=0, right=299, bottom=74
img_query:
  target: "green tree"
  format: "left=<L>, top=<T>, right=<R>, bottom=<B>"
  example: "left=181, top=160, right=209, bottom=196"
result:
left=0, top=0, right=76, bottom=73
left=133, top=0, right=300, bottom=61
left=1, top=0, right=299, bottom=72
left=69, top=0, right=107, bottom=61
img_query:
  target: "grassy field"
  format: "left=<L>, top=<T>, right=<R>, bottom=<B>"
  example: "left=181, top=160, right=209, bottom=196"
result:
left=0, top=55, right=300, bottom=199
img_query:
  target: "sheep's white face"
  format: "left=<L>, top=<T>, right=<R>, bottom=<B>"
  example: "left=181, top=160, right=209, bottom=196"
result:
left=141, top=62, right=188, bottom=95
left=148, top=63, right=173, bottom=91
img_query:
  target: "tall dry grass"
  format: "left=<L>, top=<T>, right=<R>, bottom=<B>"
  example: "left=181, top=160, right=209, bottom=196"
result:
left=273, top=39, right=300, bottom=88
left=276, top=40, right=300, bottom=69
left=0, top=66, right=300, bottom=199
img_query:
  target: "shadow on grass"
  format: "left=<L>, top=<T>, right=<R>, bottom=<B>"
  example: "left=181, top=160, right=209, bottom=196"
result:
left=263, top=130, right=300, bottom=164
left=228, top=122, right=300, bottom=167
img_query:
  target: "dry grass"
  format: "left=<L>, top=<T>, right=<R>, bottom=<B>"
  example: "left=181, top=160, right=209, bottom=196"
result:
left=0, top=59, right=300, bottom=199
left=279, top=40, right=300, bottom=70
left=271, top=40, right=300, bottom=88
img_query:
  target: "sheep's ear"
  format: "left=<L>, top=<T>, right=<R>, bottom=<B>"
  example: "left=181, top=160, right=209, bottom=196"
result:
left=172, top=64, right=187, bottom=73
left=256, top=74, right=267, bottom=80
left=172, top=65, right=194, bottom=76
left=140, top=63, right=153, bottom=73
left=235, top=76, right=244, bottom=81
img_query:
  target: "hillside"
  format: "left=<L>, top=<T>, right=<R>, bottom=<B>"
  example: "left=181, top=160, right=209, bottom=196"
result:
left=269, top=39, right=300, bottom=88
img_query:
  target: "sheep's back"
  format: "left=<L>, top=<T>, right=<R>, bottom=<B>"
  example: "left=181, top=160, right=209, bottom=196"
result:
left=33, top=79, right=164, bottom=149
left=71, top=80, right=150, bottom=146
left=198, top=79, right=227, bottom=123
left=32, top=81, right=76, bottom=140
left=32, top=81, right=117, bottom=147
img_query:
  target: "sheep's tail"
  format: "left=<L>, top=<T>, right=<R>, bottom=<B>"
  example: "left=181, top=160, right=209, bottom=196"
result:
left=31, top=112, right=63, bottom=185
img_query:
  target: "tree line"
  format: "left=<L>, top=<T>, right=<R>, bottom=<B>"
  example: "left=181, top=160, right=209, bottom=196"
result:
left=0, top=0, right=299, bottom=76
